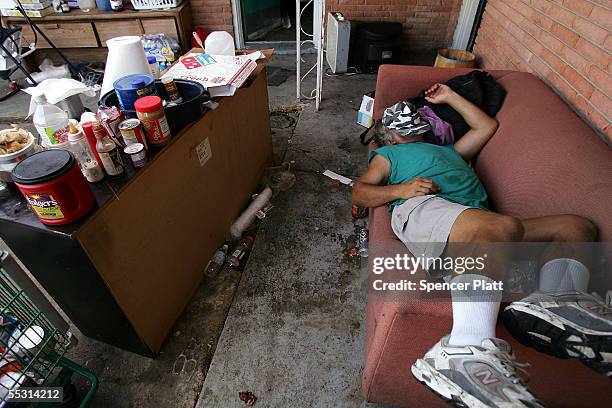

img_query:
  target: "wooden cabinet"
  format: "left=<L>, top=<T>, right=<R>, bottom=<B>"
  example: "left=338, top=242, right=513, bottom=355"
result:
left=95, top=20, right=143, bottom=45
left=20, top=22, right=98, bottom=48
left=0, top=63, right=273, bottom=356
left=142, top=18, right=178, bottom=39
left=4, top=4, right=193, bottom=63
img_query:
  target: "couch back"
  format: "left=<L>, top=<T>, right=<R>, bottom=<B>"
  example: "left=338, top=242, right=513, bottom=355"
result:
left=374, top=65, right=612, bottom=240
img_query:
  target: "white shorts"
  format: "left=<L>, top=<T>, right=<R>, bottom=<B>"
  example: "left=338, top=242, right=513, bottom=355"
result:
left=391, top=195, right=474, bottom=260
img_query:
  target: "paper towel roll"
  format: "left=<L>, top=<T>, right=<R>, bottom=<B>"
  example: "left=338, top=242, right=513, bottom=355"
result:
left=100, top=36, right=151, bottom=97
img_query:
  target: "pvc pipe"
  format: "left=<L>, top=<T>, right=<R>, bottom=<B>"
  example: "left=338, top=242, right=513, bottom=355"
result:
left=229, top=187, right=273, bottom=239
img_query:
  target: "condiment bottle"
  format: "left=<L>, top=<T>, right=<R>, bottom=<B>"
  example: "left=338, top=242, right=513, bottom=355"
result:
left=229, top=236, right=255, bottom=268
left=161, top=76, right=183, bottom=104
left=68, top=123, right=104, bottom=183
left=148, top=55, right=160, bottom=80
left=93, top=121, right=124, bottom=177
left=110, top=0, right=123, bottom=11
left=134, top=96, right=172, bottom=147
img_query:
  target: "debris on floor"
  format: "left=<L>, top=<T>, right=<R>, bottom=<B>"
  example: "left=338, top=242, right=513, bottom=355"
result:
left=322, top=169, right=354, bottom=186
left=351, top=204, right=368, bottom=219
left=238, top=391, right=257, bottom=406
left=358, top=228, right=369, bottom=258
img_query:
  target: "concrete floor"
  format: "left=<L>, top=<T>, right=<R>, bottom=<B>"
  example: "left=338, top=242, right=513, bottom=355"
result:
left=196, top=56, right=374, bottom=408
left=0, top=51, right=434, bottom=407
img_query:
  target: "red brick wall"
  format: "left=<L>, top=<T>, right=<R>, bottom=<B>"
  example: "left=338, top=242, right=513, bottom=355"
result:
left=326, top=0, right=462, bottom=51
left=473, top=0, right=611, bottom=142
left=189, top=0, right=462, bottom=51
left=191, top=0, right=234, bottom=34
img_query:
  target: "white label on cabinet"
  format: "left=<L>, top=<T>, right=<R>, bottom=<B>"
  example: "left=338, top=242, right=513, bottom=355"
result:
left=196, top=137, right=212, bottom=167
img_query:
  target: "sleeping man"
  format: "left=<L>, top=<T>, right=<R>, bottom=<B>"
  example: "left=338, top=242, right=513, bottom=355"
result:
left=352, top=83, right=611, bottom=408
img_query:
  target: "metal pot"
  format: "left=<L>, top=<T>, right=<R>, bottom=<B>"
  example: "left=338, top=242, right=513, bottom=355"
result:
left=99, top=79, right=208, bottom=136
left=56, top=94, right=85, bottom=120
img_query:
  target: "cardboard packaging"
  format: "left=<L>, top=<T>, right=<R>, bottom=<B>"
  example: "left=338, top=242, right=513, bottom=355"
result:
left=357, top=92, right=375, bottom=128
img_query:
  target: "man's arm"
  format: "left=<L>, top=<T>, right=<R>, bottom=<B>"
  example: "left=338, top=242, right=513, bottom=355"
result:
left=425, top=83, right=499, bottom=161
left=352, top=154, right=439, bottom=208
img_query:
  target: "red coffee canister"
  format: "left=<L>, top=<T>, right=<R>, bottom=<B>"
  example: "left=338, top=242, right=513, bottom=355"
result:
left=11, top=150, right=95, bottom=226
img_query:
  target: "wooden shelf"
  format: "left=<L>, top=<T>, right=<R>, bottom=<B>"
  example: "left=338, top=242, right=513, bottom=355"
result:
left=2, top=3, right=193, bottom=63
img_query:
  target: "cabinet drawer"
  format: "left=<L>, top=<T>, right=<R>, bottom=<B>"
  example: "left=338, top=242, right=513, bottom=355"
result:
left=19, top=23, right=98, bottom=48
left=142, top=18, right=178, bottom=41
left=96, top=20, right=143, bottom=46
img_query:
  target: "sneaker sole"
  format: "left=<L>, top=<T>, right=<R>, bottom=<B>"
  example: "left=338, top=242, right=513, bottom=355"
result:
left=411, top=359, right=490, bottom=408
left=502, top=304, right=612, bottom=377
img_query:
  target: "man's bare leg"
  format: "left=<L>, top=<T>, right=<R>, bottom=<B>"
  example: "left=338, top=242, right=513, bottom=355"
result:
left=443, top=209, right=522, bottom=346
left=411, top=208, right=547, bottom=408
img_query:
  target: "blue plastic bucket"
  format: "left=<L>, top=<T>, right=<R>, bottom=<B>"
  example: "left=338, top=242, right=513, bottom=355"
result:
left=95, top=0, right=112, bottom=11
left=113, top=74, right=156, bottom=112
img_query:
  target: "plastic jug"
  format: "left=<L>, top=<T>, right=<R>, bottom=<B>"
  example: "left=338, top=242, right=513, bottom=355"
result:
left=32, top=93, right=70, bottom=146
left=204, top=31, right=235, bottom=56
left=77, top=0, right=96, bottom=11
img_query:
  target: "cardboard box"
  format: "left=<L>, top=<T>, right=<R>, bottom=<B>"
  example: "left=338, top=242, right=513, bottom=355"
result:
left=357, top=91, right=375, bottom=128
left=74, top=53, right=274, bottom=354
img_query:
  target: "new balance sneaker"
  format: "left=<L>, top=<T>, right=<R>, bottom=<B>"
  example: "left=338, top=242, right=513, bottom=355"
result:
left=503, top=291, right=612, bottom=377
left=411, top=335, right=545, bottom=408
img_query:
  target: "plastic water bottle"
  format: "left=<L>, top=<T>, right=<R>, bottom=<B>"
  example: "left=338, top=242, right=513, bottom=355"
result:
left=32, top=93, right=70, bottom=146
left=77, top=0, right=96, bottom=11
left=206, top=244, right=229, bottom=276
left=147, top=55, right=160, bottom=80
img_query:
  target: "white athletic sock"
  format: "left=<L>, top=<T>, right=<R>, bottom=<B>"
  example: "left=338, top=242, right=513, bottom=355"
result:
left=448, top=274, right=502, bottom=347
left=538, top=258, right=589, bottom=293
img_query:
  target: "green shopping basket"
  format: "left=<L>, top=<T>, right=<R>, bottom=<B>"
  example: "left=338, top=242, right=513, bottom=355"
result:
left=0, top=250, right=98, bottom=407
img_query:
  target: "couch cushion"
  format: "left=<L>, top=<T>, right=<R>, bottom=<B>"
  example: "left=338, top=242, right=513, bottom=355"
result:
left=364, top=310, right=612, bottom=408
left=474, top=72, right=612, bottom=240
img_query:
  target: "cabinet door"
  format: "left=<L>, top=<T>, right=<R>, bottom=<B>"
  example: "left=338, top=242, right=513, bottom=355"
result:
left=19, top=23, right=98, bottom=48
left=96, top=20, right=143, bottom=46
left=142, top=18, right=179, bottom=41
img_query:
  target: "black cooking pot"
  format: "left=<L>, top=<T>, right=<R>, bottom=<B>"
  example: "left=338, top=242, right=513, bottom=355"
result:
left=99, top=79, right=209, bottom=136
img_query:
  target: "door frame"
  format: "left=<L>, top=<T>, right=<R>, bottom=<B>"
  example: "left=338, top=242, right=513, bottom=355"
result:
left=452, top=0, right=483, bottom=51
left=231, top=0, right=246, bottom=49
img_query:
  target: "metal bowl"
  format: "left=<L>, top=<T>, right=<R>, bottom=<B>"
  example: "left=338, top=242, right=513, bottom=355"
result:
left=0, top=131, right=37, bottom=183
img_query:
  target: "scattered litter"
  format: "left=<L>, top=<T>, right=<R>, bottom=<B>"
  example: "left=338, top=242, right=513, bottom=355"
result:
left=358, top=228, right=369, bottom=258
left=230, top=187, right=273, bottom=239
left=205, top=244, right=229, bottom=276
left=239, top=391, right=257, bottom=406
left=323, top=170, right=354, bottom=186
left=172, top=338, right=199, bottom=379
left=273, top=105, right=304, bottom=113
left=255, top=203, right=274, bottom=220
left=349, top=247, right=359, bottom=257
left=174, top=330, right=181, bottom=337
left=172, top=351, right=197, bottom=378
left=357, top=91, right=375, bottom=128
left=229, top=236, right=255, bottom=269
left=263, top=162, right=296, bottom=194
left=352, top=205, right=368, bottom=219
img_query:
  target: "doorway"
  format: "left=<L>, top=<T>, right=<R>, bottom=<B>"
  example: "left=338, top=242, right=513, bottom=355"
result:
left=236, top=0, right=312, bottom=44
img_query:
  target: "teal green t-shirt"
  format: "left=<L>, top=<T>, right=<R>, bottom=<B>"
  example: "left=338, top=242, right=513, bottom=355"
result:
left=369, top=142, right=489, bottom=212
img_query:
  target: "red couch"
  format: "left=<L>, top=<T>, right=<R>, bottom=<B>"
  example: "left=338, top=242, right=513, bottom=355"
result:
left=363, top=65, right=612, bottom=407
